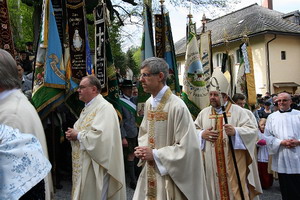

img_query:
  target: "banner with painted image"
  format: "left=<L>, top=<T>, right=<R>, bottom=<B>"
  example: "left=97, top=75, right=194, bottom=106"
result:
left=66, top=0, right=86, bottom=82
left=182, top=16, right=208, bottom=119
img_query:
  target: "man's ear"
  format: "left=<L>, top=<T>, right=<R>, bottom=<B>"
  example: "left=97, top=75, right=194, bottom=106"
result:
left=158, top=72, right=164, bottom=81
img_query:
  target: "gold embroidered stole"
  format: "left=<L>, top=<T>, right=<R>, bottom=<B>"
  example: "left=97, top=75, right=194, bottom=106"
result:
left=209, top=102, right=232, bottom=200
left=146, top=88, right=172, bottom=200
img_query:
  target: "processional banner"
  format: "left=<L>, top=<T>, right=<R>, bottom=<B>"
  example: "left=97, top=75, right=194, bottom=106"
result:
left=0, top=0, right=15, bottom=56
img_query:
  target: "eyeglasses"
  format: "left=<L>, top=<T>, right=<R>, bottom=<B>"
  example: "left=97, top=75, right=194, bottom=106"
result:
left=139, top=72, right=159, bottom=79
left=78, top=85, right=92, bottom=90
left=277, top=99, right=290, bottom=103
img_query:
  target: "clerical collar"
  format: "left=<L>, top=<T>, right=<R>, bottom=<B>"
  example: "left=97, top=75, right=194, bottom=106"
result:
left=214, top=101, right=228, bottom=114
left=150, top=85, right=168, bottom=109
left=279, top=108, right=292, bottom=113
left=85, top=95, right=97, bottom=107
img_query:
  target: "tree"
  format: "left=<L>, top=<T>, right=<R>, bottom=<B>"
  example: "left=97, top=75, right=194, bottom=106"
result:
left=108, top=21, right=126, bottom=74
left=125, top=47, right=139, bottom=76
left=7, top=0, right=34, bottom=50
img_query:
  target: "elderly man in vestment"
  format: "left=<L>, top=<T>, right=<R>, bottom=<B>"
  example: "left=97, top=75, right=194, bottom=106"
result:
left=0, top=49, right=53, bottom=200
left=265, top=92, right=300, bottom=200
left=133, top=57, right=209, bottom=200
left=194, top=68, right=262, bottom=200
left=65, top=75, right=126, bottom=200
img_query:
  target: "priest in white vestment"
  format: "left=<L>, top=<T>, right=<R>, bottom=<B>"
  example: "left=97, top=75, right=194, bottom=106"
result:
left=133, top=57, right=209, bottom=200
left=194, top=68, right=262, bottom=200
left=0, top=49, right=53, bottom=200
left=265, top=92, right=300, bottom=200
left=66, top=75, right=126, bottom=200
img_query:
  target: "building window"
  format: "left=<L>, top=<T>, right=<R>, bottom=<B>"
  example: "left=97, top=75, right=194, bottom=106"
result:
left=281, top=51, right=286, bottom=60
left=236, top=49, right=242, bottom=64
left=216, top=53, right=223, bottom=67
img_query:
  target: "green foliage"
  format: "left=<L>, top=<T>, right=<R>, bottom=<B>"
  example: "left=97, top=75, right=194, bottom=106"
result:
left=108, top=22, right=126, bottom=75
left=8, top=0, right=34, bottom=51
left=125, top=48, right=138, bottom=76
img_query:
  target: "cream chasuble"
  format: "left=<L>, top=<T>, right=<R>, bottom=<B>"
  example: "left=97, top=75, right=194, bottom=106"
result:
left=71, top=94, right=126, bottom=200
left=0, top=89, right=53, bottom=200
left=195, top=102, right=262, bottom=200
left=133, top=88, right=209, bottom=200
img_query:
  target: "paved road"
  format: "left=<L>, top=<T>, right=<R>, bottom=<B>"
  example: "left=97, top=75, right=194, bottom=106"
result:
left=54, top=179, right=282, bottom=200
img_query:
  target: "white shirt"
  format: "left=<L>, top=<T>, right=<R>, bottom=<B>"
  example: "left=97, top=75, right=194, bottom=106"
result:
left=265, top=110, right=300, bottom=174
left=257, top=130, right=269, bottom=162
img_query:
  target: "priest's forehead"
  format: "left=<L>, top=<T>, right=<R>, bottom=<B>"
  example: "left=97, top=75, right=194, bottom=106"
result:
left=278, top=92, right=291, bottom=100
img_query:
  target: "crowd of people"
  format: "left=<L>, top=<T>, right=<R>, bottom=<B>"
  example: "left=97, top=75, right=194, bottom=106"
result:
left=1, top=47, right=300, bottom=200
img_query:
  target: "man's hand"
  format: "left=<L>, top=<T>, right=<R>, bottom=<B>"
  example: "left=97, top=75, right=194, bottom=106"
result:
left=202, top=127, right=219, bottom=142
left=122, top=138, right=128, bottom=147
left=281, top=139, right=300, bottom=148
left=65, top=128, right=79, bottom=141
left=134, top=146, right=154, bottom=161
left=224, top=124, right=236, bottom=136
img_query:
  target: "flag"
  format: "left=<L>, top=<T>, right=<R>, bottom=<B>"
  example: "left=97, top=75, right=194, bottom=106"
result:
left=0, top=0, right=15, bottom=56
left=164, top=12, right=180, bottom=94
left=238, top=43, right=256, bottom=105
left=155, top=5, right=180, bottom=95
left=136, top=0, right=154, bottom=125
left=66, top=0, right=87, bottom=82
left=141, top=0, right=155, bottom=60
left=64, top=24, right=84, bottom=118
left=31, top=0, right=65, bottom=120
left=85, top=10, right=93, bottom=75
left=94, top=2, right=122, bottom=119
left=199, top=31, right=213, bottom=94
left=182, top=15, right=208, bottom=119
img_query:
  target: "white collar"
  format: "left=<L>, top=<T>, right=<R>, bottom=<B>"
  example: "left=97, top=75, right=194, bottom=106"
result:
left=0, top=89, right=18, bottom=100
left=123, top=94, right=131, bottom=100
left=85, top=95, right=98, bottom=107
left=150, top=85, right=168, bottom=109
left=214, top=101, right=228, bottom=114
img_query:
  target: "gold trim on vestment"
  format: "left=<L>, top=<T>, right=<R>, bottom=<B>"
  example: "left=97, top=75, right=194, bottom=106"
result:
left=210, top=102, right=232, bottom=200
left=146, top=88, right=172, bottom=199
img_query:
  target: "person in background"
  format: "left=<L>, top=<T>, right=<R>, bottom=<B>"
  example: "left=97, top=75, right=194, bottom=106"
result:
left=256, top=118, right=273, bottom=189
left=261, top=101, right=272, bottom=118
left=265, top=92, right=300, bottom=200
left=65, top=75, right=126, bottom=200
left=132, top=82, right=138, bottom=97
left=0, top=124, right=51, bottom=200
left=0, top=48, right=53, bottom=199
left=134, top=57, right=209, bottom=200
left=119, top=79, right=138, bottom=189
left=16, top=61, right=32, bottom=99
left=232, top=93, right=258, bottom=125
left=19, top=50, right=32, bottom=75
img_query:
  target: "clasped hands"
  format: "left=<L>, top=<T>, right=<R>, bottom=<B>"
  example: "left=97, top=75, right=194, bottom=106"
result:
left=281, top=139, right=300, bottom=148
left=202, top=124, right=235, bottom=142
left=134, top=146, right=154, bottom=161
left=65, top=128, right=79, bottom=141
